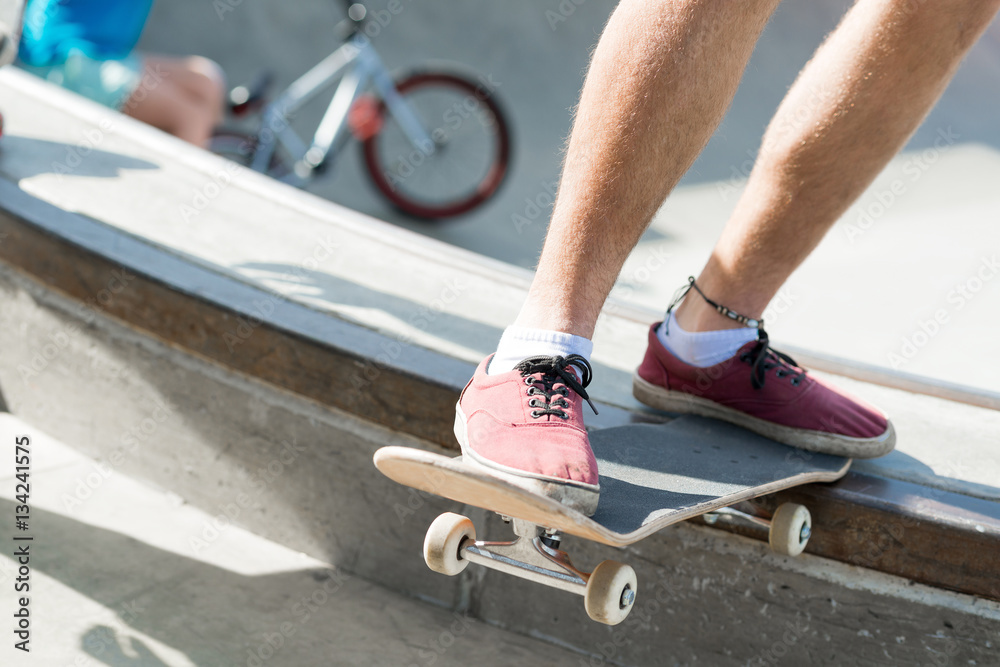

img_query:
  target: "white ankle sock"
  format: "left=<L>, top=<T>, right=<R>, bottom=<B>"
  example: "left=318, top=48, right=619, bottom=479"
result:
left=487, top=326, right=594, bottom=375
left=657, top=311, right=758, bottom=368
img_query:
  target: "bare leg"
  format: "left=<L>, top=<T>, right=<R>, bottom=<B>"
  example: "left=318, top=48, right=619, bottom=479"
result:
left=515, top=0, right=783, bottom=339
left=677, top=0, right=1000, bottom=332
left=123, top=56, right=225, bottom=146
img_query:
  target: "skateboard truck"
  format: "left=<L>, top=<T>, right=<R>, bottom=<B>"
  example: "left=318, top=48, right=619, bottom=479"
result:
left=422, top=502, right=812, bottom=626
left=423, top=513, right=638, bottom=625
left=703, top=503, right=813, bottom=556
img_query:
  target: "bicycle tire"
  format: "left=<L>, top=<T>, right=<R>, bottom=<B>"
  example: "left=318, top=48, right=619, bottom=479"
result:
left=362, top=70, right=511, bottom=220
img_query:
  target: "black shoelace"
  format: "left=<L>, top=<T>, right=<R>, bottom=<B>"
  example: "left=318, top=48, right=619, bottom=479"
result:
left=668, top=276, right=806, bottom=390
left=739, top=329, right=806, bottom=390
left=514, top=354, right=598, bottom=419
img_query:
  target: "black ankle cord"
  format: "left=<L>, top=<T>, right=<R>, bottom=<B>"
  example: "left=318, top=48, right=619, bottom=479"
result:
left=666, top=276, right=764, bottom=331
left=665, top=277, right=805, bottom=389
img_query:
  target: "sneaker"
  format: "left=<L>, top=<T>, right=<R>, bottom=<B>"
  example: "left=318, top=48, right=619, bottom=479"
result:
left=455, top=354, right=600, bottom=515
left=633, top=323, right=895, bottom=458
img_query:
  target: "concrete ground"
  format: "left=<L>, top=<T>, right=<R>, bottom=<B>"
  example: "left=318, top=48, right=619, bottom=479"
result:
left=137, top=0, right=1000, bottom=394
left=0, top=413, right=587, bottom=667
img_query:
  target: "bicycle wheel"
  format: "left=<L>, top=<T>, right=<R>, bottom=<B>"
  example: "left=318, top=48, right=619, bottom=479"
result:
left=362, top=71, right=511, bottom=220
left=208, top=131, right=289, bottom=178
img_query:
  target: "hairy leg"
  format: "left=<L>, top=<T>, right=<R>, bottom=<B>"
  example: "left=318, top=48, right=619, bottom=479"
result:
left=515, top=0, right=783, bottom=339
left=678, top=0, right=1000, bottom=331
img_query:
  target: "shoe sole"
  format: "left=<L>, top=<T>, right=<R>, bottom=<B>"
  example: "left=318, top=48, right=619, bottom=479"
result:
left=632, top=374, right=896, bottom=459
left=453, top=404, right=600, bottom=517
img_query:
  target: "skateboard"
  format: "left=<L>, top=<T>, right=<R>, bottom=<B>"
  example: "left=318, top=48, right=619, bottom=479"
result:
left=374, top=415, right=850, bottom=625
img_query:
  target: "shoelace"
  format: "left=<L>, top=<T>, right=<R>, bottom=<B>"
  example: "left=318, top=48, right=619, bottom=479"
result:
left=514, top=354, right=598, bottom=419
left=739, top=329, right=807, bottom=390
left=667, top=276, right=807, bottom=391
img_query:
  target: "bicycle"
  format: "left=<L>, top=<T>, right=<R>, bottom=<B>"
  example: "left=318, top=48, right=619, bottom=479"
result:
left=210, top=2, right=512, bottom=220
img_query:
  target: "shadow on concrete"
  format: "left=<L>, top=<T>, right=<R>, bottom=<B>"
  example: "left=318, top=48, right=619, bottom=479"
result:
left=0, top=135, right=157, bottom=180
left=82, top=627, right=171, bottom=667
left=4, top=496, right=348, bottom=666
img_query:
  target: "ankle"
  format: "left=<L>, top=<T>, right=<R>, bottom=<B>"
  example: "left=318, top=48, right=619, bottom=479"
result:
left=671, top=276, right=768, bottom=333
left=674, top=297, right=749, bottom=333
left=488, top=326, right=594, bottom=376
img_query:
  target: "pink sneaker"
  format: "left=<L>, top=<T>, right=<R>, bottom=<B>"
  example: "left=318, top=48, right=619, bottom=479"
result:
left=455, top=354, right=600, bottom=516
left=633, top=323, right=895, bottom=458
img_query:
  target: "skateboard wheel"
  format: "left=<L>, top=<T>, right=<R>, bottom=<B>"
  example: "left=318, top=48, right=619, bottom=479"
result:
left=584, top=560, right=637, bottom=626
left=769, top=503, right=812, bottom=557
left=423, top=512, right=476, bottom=576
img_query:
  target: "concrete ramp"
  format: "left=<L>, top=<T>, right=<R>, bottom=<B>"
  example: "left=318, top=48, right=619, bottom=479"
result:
left=0, top=62, right=998, bottom=665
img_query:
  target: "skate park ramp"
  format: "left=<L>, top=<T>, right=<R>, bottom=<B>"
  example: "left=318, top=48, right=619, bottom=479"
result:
left=0, top=1, right=997, bottom=665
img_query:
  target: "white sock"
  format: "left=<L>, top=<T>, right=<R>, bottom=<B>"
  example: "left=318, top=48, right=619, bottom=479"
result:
left=657, top=311, right=758, bottom=368
left=487, top=326, right=594, bottom=375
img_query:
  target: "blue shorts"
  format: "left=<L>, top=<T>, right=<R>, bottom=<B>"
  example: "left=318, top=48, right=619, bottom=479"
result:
left=18, top=48, right=144, bottom=110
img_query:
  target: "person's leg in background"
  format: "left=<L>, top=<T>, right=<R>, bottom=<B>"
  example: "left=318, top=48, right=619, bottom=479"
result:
left=123, top=55, right=225, bottom=146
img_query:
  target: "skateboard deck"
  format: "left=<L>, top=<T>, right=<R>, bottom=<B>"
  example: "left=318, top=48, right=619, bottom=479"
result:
left=374, top=415, right=850, bottom=548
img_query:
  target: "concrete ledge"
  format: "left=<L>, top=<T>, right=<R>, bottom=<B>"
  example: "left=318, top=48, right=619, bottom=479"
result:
left=2, top=261, right=998, bottom=666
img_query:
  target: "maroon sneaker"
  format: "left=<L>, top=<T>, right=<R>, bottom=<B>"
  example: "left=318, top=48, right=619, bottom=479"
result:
left=633, top=323, right=895, bottom=458
left=455, top=354, right=600, bottom=516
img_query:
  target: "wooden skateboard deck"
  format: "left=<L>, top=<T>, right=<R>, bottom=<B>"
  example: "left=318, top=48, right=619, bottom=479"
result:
left=374, top=415, right=850, bottom=547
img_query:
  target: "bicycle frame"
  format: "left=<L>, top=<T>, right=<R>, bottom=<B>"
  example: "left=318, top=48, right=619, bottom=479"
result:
left=251, top=32, right=435, bottom=186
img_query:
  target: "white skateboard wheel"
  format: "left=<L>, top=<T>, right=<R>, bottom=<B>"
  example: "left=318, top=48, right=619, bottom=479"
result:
left=584, top=560, right=637, bottom=625
left=423, top=512, right=476, bottom=576
left=769, top=503, right=812, bottom=556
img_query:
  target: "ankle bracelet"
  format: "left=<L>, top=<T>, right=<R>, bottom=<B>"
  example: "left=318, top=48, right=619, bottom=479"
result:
left=667, top=276, right=764, bottom=330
